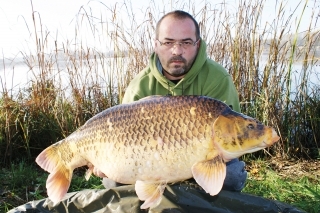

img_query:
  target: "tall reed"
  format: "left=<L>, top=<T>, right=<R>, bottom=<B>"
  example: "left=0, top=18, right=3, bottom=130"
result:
left=0, top=0, right=319, bottom=165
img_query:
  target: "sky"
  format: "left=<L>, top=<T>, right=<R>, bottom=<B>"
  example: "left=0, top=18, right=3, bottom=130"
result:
left=0, top=0, right=318, bottom=92
left=0, top=0, right=319, bottom=59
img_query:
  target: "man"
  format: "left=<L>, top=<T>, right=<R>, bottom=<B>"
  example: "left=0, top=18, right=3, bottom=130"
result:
left=122, top=10, right=240, bottom=112
left=118, top=10, right=247, bottom=192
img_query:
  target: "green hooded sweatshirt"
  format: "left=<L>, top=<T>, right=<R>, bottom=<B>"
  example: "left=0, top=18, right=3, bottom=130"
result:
left=122, top=39, right=240, bottom=112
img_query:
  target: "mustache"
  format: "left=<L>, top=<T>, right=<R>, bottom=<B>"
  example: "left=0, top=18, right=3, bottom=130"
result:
left=168, top=56, right=186, bottom=63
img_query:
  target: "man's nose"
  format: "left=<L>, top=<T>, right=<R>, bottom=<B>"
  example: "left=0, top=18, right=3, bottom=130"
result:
left=171, top=44, right=183, bottom=55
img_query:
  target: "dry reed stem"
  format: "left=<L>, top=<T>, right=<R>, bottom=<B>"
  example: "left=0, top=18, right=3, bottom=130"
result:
left=0, top=0, right=319, bottom=164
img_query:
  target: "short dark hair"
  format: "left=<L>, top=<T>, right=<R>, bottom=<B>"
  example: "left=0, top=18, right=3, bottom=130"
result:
left=155, top=10, right=200, bottom=40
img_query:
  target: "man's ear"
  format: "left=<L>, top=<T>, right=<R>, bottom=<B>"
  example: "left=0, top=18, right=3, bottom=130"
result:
left=154, top=39, right=159, bottom=53
left=197, top=39, right=201, bottom=48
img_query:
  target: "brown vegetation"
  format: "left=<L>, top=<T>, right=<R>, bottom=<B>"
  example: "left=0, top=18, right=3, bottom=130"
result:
left=0, top=0, right=319, bottom=166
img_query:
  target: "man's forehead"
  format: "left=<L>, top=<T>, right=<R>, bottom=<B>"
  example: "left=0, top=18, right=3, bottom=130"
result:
left=158, top=18, right=196, bottom=39
left=161, top=16, right=194, bottom=25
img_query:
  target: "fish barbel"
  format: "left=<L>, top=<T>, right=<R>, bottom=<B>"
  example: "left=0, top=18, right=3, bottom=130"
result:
left=35, top=95, right=279, bottom=209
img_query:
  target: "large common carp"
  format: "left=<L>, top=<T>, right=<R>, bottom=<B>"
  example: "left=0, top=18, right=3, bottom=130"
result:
left=36, top=95, right=279, bottom=209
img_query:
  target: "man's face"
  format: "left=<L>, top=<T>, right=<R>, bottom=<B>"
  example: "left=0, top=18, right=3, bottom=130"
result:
left=154, top=16, right=200, bottom=80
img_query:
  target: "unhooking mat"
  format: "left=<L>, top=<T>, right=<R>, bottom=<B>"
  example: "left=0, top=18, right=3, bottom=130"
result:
left=8, top=182, right=306, bottom=213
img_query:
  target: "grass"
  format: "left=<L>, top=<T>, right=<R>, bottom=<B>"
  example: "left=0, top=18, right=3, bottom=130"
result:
left=244, top=159, right=320, bottom=213
left=1, top=159, right=319, bottom=213
left=0, top=161, right=47, bottom=211
left=0, top=161, right=104, bottom=212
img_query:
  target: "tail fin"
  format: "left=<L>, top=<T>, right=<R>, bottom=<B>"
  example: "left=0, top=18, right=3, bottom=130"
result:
left=36, top=145, right=73, bottom=204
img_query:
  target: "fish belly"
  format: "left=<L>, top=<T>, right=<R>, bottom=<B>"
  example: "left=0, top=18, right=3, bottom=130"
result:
left=85, top=137, right=210, bottom=184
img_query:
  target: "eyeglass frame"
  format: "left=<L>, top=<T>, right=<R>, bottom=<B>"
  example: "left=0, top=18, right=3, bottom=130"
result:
left=156, top=39, right=200, bottom=49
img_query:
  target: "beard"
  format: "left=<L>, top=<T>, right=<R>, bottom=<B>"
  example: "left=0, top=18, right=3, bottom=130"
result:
left=163, top=56, right=192, bottom=77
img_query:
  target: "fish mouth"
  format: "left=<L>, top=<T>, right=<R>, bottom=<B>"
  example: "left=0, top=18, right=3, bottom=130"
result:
left=221, top=146, right=263, bottom=161
left=248, top=144, right=268, bottom=152
left=272, top=135, right=280, bottom=144
left=222, top=141, right=273, bottom=161
left=259, top=141, right=270, bottom=147
left=256, top=129, right=280, bottom=147
left=247, top=136, right=279, bottom=153
left=270, top=129, right=280, bottom=144
left=263, top=134, right=280, bottom=146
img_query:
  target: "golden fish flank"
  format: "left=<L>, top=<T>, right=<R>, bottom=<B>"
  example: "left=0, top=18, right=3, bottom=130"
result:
left=35, top=95, right=280, bottom=209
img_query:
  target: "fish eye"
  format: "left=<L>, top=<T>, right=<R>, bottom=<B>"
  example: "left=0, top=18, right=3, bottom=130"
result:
left=247, top=123, right=255, bottom=129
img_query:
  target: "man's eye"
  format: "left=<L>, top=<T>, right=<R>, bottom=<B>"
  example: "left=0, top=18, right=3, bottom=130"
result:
left=182, top=41, right=192, bottom=45
left=164, top=42, right=174, bottom=46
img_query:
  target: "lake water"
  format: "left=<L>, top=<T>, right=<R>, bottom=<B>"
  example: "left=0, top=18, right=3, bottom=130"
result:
left=1, top=56, right=319, bottom=98
left=0, top=56, right=127, bottom=96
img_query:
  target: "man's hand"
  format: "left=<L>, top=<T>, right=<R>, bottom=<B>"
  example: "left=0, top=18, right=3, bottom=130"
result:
left=223, top=158, right=247, bottom=191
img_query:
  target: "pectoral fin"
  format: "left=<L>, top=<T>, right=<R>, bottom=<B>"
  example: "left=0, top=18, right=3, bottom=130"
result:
left=86, top=164, right=107, bottom=180
left=135, top=180, right=166, bottom=209
left=85, top=167, right=93, bottom=181
left=191, top=154, right=226, bottom=196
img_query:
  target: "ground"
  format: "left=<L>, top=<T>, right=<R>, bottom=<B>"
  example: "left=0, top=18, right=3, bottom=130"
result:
left=249, top=157, right=319, bottom=177
left=1, top=158, right=319, bottom=212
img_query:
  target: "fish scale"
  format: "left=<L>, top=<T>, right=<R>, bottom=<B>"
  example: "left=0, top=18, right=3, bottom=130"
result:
left=36, top=95, right=279, bottom=209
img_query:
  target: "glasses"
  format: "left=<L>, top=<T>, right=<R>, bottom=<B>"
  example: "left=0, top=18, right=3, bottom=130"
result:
left=157, top=39, right=200, bottom=49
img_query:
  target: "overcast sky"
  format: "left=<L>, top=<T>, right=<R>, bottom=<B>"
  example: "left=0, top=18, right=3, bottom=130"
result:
left=0, top=0, right=318, bottom=58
